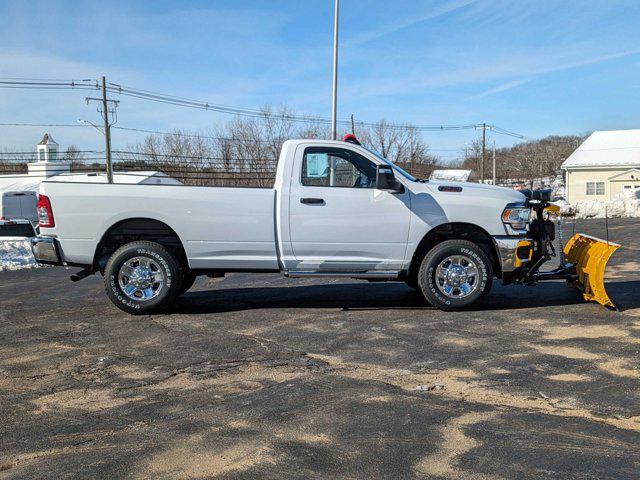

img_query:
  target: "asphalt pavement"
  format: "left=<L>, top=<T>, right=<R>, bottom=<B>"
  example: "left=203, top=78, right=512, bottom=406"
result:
left=1, top=218, right=639, bottom=479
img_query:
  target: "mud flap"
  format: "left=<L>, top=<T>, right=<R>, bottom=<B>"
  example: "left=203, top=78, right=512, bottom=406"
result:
left=563, top=234, right=621, bottom=309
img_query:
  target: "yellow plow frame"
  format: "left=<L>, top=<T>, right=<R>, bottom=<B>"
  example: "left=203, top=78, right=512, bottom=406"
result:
left=563, top=234, right=621, bottom=309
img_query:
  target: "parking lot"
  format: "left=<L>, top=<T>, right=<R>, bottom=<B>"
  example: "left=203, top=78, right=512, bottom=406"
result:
left=1, top=218, right=639, bottom=479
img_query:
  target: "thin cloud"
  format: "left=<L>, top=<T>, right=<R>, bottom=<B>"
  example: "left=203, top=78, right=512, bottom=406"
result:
left=476, top=77, right=534, bottom=97
left=347, top=46, right=640, bottom=98
left=347, top=0, right=478, bottom=46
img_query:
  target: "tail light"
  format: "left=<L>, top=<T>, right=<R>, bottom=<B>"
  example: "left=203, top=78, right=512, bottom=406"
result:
left=37, top=194, right=55, bottom=228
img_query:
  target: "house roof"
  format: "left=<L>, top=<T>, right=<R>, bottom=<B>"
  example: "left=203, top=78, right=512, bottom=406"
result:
left=562, top=129, right=640, bottom=169
left=37, top=133, right=58, bottom=146
left=608, top=168, right=640, bottom=180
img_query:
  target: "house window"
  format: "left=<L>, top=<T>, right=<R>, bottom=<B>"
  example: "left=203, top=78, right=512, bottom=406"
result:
left=586, top=182, right=605, bottom=195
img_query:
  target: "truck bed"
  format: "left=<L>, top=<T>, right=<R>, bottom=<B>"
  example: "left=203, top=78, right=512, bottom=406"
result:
left=40, top=181, right=279, bottom=270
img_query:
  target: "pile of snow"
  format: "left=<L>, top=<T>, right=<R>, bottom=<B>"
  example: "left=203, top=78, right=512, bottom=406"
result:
left=0, top=237, right=39, bottom=271
left=558, top=189, right=640, bottom=219
left=551, top=173, right=565, bottom=200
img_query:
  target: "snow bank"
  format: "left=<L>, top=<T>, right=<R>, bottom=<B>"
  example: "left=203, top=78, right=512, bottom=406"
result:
left=551, top=173, right=565, bottom=200
left=559, top=189, right=640, bottom=219
left=0, top=238, right=39, bottom=271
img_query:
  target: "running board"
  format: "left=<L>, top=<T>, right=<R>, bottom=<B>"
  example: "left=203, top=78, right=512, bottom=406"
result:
left=285, top=270, right=401, bottom=280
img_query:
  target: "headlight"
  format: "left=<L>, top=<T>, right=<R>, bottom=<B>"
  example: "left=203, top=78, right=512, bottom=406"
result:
left=502, top=207, right=531, bottom=230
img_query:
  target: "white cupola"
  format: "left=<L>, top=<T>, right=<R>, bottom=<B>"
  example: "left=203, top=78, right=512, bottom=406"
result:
left=28, top=133, right=70, bottom=177
left=36, top=133, right=58, bottom=162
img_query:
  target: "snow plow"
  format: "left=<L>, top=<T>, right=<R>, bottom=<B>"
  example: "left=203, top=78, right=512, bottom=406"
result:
left=563, top=233, right=620, bottom=309
left=506, top=189, right=620, bottom=310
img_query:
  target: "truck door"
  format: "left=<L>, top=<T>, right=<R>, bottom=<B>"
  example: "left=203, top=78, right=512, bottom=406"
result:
left=287, top=144, right=411, bottom=272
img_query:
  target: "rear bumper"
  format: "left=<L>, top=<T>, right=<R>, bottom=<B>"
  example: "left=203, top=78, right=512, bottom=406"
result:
left=493, top=236, right=534, bottom=273
left=31, top=236, right=63, bottom=266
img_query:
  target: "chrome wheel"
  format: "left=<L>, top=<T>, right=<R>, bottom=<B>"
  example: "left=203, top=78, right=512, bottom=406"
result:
left=435, top=255, right=479, bottom=299
left=118, top=256, right=165, bottom=302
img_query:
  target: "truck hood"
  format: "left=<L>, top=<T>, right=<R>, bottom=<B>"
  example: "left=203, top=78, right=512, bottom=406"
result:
left=404, top=180, right=528, bottom=236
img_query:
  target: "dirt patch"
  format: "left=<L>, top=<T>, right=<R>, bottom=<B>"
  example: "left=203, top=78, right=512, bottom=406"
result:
left=111, top=365, right=158, bottom=381
left=439, top=335, right=474, bottom=347
left=307, top=354, right=640, bottom=433
left=274, top=431, right=332, bottom=445
left=530, top=344, right=601, bottom=360
left=139, top=363, right=305, bottom=397
left=605, top=261, right=640, bottom=279
left=413, top=412, right=499, bottom=480
left=519, top=318, right=549, bottom=328
left=34, top=387, right=143, bottom=413
left=1, top=342, right=78, bottom=366
left=362, top=395, right=395, bottom=404
left=140, top=440, right=276, bottom=479
left=598, top=358, right=640, bottom=378
left=547, top=373, right=591, bottom=382
left=544, top=324, right=639, bottom=343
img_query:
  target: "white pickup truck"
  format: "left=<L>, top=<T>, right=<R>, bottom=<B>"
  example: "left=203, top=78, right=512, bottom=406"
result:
left=31, top=138, right=545, bottom=314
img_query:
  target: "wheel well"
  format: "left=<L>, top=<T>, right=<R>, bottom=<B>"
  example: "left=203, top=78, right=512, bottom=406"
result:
left=93, top=218, right=187, bottom=272
left=407, top=223, right=501, bottom=280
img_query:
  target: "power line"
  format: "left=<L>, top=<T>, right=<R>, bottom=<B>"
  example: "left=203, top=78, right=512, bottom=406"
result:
left=0, top=122, right=469, bottom=151
left=0, top=79, right=526, bottom=136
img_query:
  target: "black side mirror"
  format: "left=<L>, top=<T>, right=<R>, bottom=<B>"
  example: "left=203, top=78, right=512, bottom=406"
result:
left=533, top=188, right=552, bottom=202
left=376, top=165, right=404, bottom=193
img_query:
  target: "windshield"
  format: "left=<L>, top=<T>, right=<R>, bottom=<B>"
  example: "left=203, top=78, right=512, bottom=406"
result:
left=361, top=146, right=418, bottom=182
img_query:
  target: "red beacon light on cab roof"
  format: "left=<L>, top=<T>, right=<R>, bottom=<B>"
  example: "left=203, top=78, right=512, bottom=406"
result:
left=342, top=134, right=361, bottom=145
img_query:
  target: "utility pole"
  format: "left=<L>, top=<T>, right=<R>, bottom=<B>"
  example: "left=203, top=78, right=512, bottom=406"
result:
left=350, top=114, right=355, bottom=135
left=85, top=76, right=118, bottom=183
left=492, top=139, right=496, bottom=186
left=101, top=77, right=113, bottom=183
left=331, top=0, right=339, bottom=140
left=481, top=123, right=486, bottom=184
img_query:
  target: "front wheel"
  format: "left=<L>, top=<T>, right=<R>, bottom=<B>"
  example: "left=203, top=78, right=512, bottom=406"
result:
left=418, top=240, right=493, bottom=311
left=104, top=241, right=183, bottom=315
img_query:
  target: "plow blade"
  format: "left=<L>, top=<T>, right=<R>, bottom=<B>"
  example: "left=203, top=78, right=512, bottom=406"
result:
left=563, top=234, right=621, bottom=309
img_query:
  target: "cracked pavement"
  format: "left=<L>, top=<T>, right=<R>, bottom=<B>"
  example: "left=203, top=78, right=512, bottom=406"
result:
left=1, top=218, right=639, bottom=479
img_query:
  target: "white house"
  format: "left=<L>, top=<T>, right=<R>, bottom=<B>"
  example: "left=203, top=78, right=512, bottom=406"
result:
left=561, top=129, right=640, bottom=203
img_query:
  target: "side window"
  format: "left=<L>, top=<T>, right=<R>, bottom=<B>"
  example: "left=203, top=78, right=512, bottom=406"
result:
left=301, top=147, right=377, bottom=188
left=586, top=182, right=595, bottom=195
left=586, top=182, right=605, bottom=195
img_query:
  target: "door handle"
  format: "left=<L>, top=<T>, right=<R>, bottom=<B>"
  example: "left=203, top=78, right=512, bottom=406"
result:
left=300, top=198, right=325, bottom=205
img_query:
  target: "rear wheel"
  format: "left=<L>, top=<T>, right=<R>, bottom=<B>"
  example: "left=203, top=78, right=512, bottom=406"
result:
left=418, top=240, right=493, bottom=311
left=104, top=241, right=182, bottom=315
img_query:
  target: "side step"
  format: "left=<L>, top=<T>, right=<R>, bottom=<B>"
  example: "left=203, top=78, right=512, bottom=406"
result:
left=286, top=270, right=400, bottom=280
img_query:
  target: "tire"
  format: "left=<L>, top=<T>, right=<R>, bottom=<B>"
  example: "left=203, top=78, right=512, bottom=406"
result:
left=104, top=241, right=183, bottom=315
left=179, top=272, right=197, bottom=295
left=418, top=239, right=493, bottom=311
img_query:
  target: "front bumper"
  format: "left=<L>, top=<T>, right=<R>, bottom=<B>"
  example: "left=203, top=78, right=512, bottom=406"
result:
left=493, top=236, right=534, bottom=273
left=31, top=236, right=63, bottom=265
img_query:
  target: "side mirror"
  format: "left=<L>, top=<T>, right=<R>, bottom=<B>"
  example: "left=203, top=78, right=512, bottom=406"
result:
left=376, top=165, right=404, bottom=193
left=533, top=188, right=552, bottom=202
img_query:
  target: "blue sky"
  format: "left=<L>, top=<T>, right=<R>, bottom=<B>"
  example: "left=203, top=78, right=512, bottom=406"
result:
left=1, top=0, right=640, bottom=161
